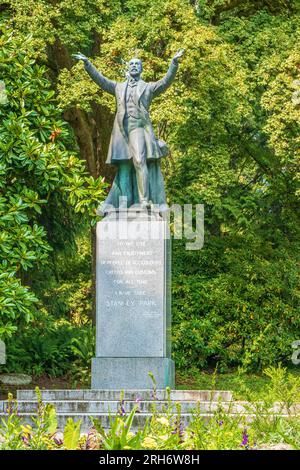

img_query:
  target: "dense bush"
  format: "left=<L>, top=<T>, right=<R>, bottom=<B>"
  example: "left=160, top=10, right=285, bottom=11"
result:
left=0, top=22, right=106, bottom=342
left=170, top=6, right=300, bottom=371
left=172, top=237, right=300, bottom=371
left=4, top=313, right=94, bottom=379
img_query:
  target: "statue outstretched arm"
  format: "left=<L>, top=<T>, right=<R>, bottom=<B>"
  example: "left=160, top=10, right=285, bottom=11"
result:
left=151, top=48, right=184, bottom=98
left=72, top=53, right=116, bottom=96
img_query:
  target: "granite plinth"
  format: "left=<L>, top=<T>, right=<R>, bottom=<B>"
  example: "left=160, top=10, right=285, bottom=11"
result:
left=92, top=210, right=173, bottom=389
left=91, top=357, right=175, bottom=389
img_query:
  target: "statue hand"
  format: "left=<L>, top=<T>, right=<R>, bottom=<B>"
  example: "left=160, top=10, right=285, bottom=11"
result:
left=72, top=52, right=89, bottom=63
left=173, top=48, right=185, bottom=63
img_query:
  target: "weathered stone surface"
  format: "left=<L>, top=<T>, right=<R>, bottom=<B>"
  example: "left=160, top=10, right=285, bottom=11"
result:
left=95, top=212, right=171, bottom=358
left=0, top=399, right=235, bottom=414
left=91, top=357, right=174, bottom=389
left=0, top=373, right=32, bottom=385
left=0, top=340, right=6, bottom=365
left=92, top=211, right=173, bottom=389
left=16, top=389, right=233, bottom=401
left=1, top=387, right=235, bottom=432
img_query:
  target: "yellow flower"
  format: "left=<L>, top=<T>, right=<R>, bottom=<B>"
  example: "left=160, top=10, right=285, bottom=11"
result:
left=156, top=417, right=169, bottom=426
left=21, top=425, right=32, bottom=436
left=142, top=436, right=157, bottom=449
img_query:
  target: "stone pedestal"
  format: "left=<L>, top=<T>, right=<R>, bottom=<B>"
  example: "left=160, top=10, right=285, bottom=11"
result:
left=91, top=209, right=174, bottom=389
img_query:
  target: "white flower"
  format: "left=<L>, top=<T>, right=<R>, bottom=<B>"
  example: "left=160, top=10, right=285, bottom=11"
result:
left=156, top=417, right=169, bottom=426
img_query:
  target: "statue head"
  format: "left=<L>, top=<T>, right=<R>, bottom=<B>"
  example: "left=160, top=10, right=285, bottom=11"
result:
left=128, top=58, right=142, bottom=78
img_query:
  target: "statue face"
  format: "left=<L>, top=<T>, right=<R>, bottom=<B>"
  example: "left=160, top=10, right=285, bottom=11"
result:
left=128, top=58, right=142, bottom=78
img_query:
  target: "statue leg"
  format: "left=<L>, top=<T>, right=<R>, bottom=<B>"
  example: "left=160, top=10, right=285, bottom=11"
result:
left=148, top=160, right=167, bottom=205
left=117, top=161, right=134, bottom=207
left=128, top=127, right=149, bottom=204
left=97, top=160, right=134, bottom=214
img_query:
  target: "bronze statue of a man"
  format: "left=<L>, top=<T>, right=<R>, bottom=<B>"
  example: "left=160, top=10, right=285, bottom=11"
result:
left=73, top=49, right=184, bottom=212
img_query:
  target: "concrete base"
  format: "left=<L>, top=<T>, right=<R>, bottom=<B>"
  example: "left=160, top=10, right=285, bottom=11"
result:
left=91, top=357, right=175, bottom=389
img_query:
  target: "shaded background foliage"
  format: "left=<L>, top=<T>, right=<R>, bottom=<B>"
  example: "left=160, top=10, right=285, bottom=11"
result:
left=0, top=0, right=299, bottom=376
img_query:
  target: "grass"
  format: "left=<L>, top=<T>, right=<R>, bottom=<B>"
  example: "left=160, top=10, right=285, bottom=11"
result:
left=176, top=366, right=300, bottom=400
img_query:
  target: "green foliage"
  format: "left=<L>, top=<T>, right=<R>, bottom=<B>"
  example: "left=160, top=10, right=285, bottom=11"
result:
left=183, top=409, right=252, bottom=450
left=0, top=391, right=59, bottom=450
left=8, top=0, right=121, bottom=53
left=70, top=327, right=95, bottom=387
left=169, top=5, right=300, bottom=370
left=0, top=273, right=37, bottom=337
left=92, top=404, right=145, bottom=450
left=0, top=394, right=27, bottom=450
left=176, top=367, right=280, bottom=399
left=1, top=369, right=300, bottom=450
left=39, top=275, right=92, bottom=322
left=197, top=0, right=297, bottom=23
left=0, top=20, right=106, bottom=341
left=172, top=234, right=300, bottom=371
left=4, top=314, right=94, bottom=378
left=31, top=231, right=92, bottom=322
left=0, top=25, right=56, bottom=337
left=63, top=418, right=82, bottom=450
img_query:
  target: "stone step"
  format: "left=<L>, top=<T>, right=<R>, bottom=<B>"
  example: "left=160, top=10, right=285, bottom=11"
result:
left=3, top=399, right=297, bottom=415
left=8, top=388, right=296, bottom=432
left=0, top=400, right=245, bottom=414
left=16, top=389, right=233, bottom=402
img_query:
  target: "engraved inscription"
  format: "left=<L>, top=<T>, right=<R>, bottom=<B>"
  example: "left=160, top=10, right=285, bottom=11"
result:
left=100, top=239, right=162, bottom=317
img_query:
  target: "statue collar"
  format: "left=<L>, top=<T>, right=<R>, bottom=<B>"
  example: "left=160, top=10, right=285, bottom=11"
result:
left=127, top=77, right=139, bottom=87
left=119, top=79, right=147, bottom=102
